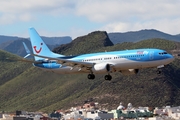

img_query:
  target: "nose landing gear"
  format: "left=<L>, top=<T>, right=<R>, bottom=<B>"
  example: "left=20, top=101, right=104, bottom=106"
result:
left=157, top=69, right=162, bottom=74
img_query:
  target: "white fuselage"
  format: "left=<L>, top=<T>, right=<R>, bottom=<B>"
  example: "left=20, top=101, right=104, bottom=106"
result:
left=34, top=49, right=174, bottom=74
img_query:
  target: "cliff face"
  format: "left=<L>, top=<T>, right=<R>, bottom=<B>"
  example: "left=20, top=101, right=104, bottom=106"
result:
left=53, top=31, right=113, bottom=55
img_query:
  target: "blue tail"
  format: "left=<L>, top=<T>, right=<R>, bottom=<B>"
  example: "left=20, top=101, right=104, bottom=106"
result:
left=28, top=27, right=64, bottom=61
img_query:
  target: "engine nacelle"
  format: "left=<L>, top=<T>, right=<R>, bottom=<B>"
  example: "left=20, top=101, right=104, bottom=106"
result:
left=120, top=69, right=139, bottom=75
left=92, top=63, right=111, bottom=73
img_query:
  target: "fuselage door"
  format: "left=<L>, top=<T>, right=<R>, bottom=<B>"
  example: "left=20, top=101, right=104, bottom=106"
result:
left=48, top=60, right=52, bottom=68
left=149, top=51, right=154, bottom=60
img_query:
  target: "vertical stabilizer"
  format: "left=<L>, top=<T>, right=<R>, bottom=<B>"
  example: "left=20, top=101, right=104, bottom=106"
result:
left=28, top=27, right=64, bottom=60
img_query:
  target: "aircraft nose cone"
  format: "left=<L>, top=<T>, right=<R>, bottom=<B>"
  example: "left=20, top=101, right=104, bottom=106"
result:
left=168, top=54, right=174, bottom=62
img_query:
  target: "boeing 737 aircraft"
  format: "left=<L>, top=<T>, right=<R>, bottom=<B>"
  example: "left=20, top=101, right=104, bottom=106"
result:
left=22, top=27, right=174, bottom=80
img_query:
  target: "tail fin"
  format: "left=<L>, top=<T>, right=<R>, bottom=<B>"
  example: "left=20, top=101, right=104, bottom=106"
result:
left=28, top=27, right=64, bottom=61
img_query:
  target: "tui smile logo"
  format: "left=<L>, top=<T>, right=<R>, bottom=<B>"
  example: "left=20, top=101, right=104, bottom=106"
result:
left=33, top=43, right=43, bottom=54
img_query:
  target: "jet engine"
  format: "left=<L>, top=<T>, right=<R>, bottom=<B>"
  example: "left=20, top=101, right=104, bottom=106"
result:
left=120, top=69, right=139, bottom=75
left=92, top=63, right=111, bottom=73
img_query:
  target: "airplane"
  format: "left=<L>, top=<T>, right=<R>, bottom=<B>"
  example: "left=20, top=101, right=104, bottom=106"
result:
left=21, top=27, right=174, bottom=81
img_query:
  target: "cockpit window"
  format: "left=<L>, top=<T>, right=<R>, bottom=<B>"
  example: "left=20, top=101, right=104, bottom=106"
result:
left=159, top=51, right=168, bottom=55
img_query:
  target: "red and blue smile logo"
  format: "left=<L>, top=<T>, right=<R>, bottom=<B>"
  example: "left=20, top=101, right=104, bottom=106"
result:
left=33, top=43, right=43, bottom=54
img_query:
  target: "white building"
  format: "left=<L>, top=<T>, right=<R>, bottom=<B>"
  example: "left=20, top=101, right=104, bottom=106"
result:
left=0, top=114, right=13, bottom=120
left=85, top=111, right=113, bottom=120
left=167, top=106, right=180, bottom=120
left=63, top=110, right=113, bottom=120
left=63, top=110, right=84, bottom=120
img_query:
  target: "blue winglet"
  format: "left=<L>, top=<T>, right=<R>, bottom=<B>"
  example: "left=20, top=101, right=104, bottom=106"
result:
left=22, top=42, right=31, bottom=58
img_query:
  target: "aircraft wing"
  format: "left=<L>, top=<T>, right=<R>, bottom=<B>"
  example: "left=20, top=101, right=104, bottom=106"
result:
left=31, top=54, right=95, bottom=68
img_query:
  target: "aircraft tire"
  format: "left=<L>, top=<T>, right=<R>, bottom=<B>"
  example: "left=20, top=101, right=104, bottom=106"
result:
left=88, top=74, right=95, bottom=80
left=157, top=69, right=162, bottom=75
left=104, top=75, right=112, bottom=81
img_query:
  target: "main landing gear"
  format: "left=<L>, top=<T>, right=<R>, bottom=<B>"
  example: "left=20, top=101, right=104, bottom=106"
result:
left=87, top=74, right=112, bottom=81
left=104, top=74, right=112, bottom=81
left=87, top=74, right=95, bottom=79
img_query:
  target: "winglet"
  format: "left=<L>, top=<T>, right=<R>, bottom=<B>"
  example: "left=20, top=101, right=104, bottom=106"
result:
left=22, top=42, right=31, bottom=58
left=23, top=42, right=30, bottom=54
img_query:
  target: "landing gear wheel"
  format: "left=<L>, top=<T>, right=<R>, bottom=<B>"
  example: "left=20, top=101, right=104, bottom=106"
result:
left=87, top=74, right=95, bottom=80
left=157, top=69, right=162, bottom=75
left=104, top=75, right=112, bottom=81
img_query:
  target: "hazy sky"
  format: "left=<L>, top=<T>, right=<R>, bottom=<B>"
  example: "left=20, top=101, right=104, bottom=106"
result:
left=0, top=0, right=180, bottom=39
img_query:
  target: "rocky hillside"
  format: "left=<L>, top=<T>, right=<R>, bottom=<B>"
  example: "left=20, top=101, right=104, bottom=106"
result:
left=53, top=31, right=113, bottom=55
left=0, top=31, right=180, bottom=113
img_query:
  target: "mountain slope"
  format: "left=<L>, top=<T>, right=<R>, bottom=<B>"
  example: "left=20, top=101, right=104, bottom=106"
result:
left=0, top=35, right=20, bottom=44
left=0, top=37, right=72, bottom=57
left=0, top=39, right=32, bottom=57
left=41, top=36, right=72, bottom=45
left=0, top=37, right=180, bottom=113
left=108, top=29, right=180, bottom=44
left=0, top=50, right=32, bottom=85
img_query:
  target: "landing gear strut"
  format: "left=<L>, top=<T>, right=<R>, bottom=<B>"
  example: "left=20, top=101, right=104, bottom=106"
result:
left=87, top=74, right=95, bottom=80
left=157, top=65, right=164, bottom=75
